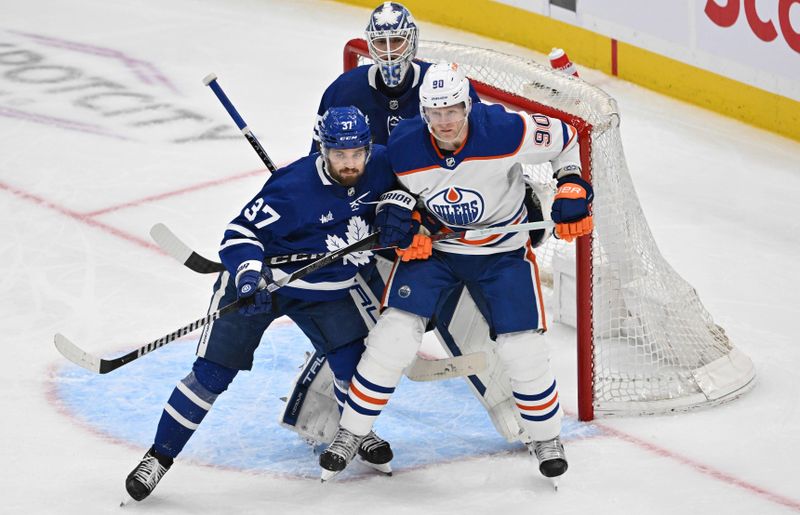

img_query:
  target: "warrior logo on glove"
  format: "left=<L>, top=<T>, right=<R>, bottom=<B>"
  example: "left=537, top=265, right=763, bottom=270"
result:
left=550, top=175, right=594, bottom=242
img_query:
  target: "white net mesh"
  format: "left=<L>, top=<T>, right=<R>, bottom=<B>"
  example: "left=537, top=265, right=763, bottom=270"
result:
left=348, top=39, right=755, bottom=417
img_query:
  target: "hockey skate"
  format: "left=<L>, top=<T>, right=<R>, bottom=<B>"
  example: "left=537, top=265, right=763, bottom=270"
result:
left=124, top=446, right=173, bottom=502
left=319, top=427, right=364, bottom=482
left=357, top=430, right=393, bottom=475
left=529, top=436, right=568, bottom=486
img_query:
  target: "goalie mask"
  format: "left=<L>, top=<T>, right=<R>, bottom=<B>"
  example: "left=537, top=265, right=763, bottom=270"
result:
left=365, top=2, right=418, bottom=88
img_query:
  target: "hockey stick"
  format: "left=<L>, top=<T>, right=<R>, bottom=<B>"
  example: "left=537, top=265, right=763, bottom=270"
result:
left=151, top=220, right=556, bottom=275
left=148, top=223, right=488, bottom=381
left=406, top=352, right=488, bottom=381
left=54, top=232, right=380, bottom=374
left=203, top=73, right=277, bottom=173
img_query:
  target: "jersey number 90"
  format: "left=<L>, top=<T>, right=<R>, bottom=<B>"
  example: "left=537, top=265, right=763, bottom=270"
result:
left=532, top=114, right=552, bottom=147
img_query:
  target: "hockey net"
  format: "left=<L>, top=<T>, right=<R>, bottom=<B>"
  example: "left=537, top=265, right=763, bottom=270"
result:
left=343, top=39, right=755, bottom=421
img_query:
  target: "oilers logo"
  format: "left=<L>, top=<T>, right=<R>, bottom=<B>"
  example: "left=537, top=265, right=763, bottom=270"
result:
left=426, top=186, right=484, bottom=226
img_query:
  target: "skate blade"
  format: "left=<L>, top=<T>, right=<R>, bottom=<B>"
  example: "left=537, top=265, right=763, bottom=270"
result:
left=320, top=468, right=342, bottom=482
left=357, top=457, right=392, bottom=476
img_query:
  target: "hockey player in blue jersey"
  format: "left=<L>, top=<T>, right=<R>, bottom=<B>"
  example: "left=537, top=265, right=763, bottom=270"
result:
left=124, top=107, right=398, bottom=501
left=319, top=62, right=593, bottom=482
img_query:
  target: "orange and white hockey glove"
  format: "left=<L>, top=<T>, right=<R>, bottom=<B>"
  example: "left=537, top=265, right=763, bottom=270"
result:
left=395, top=212, right=433, bottom=261
left=551, top=175, right=594, bottom=242
left=396, top=233, right=432, bottom=261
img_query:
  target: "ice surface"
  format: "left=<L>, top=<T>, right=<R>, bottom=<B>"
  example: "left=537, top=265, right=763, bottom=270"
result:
left=2, top=1, right=799, bottom=513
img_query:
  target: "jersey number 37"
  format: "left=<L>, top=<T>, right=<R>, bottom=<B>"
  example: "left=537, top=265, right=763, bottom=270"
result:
left=244, top=198, right=281, bottom=228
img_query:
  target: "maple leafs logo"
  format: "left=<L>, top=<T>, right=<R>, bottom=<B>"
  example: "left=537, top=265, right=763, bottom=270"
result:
left=373, top=5, right=401, bottom=27
left=325, top=216, right=372, bottom=266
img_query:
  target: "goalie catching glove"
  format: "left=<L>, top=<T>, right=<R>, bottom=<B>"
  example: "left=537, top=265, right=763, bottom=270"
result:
left=375, top=190, right=432, bottom=261
left=550, top=174, right=594, bottom=242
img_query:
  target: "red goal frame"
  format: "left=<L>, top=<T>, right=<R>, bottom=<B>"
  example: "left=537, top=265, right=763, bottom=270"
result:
left=343, top=38, right=597, bottom=421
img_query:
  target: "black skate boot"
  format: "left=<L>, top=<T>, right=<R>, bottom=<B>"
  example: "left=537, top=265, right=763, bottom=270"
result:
left=125, top=446, right=173, bottom=501
left=357, top=430, right=393, bottom=475
left=319, top=427, right=364, bottom=482
left=530, top=436, right=568, bottom=478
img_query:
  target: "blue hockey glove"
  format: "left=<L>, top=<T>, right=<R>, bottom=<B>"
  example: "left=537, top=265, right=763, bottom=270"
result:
left=550, top=174, right=594, bottom=242
left=374, top=190, right=418, bottom=248
left=236, top=269, right=272, bottom=316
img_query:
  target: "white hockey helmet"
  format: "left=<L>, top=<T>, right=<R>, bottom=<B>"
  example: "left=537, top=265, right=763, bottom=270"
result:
left=419, top=61, right=472, bottom=121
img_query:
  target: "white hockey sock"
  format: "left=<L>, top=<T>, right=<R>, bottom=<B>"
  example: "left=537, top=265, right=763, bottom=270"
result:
left=496, top=331, right=563, bottom=441
left=340, top=308, right=425, bottom=435
left=510, top=374, right=562, bottom=441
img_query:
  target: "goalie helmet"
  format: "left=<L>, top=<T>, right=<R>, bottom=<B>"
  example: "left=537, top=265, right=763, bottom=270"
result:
left=419, top=61, right=472, bottom=121
left=318, top=106, right=372, bottom=159
left=365, top=2, right=418, bottom=88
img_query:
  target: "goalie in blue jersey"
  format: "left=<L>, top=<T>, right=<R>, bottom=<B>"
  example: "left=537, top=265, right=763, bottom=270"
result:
left=123, top=107, right=398, bottom=502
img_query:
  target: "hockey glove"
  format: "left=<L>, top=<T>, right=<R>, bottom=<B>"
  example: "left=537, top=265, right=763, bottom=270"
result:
left=236, top=269, right=272, bottom=316
left=375, top=190, right=418, bottom=248
left=551, top=175, right=594, bottom=242
left=396, top=233, right=433, bottom=262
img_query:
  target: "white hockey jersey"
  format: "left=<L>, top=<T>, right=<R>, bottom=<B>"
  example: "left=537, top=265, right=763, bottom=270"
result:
left=386, top=102, right=580, bottom=255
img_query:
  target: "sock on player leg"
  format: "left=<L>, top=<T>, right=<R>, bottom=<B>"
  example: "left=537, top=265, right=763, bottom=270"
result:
left=340, top=308, right=424, bottom=435
left=153, top=358, right=238, bottom=457
left=496, top=331, right=562, bottom=441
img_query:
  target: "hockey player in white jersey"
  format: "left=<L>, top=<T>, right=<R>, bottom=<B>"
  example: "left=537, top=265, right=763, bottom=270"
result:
left=287, top=0, right=554, bottom=450
left=319, top=62, right=593, bottom=481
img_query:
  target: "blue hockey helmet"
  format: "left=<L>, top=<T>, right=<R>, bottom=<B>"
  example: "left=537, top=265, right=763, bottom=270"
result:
left=365, top=2, right=418, bottom=88
left=318, top=106, right=372, bottom=159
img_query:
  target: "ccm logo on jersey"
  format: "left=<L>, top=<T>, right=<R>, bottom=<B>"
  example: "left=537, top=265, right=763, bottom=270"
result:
left=426, top=186, right=484, bottom=226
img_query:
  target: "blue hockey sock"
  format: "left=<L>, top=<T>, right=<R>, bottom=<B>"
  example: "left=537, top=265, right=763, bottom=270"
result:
left=326, top=340, right=365, bottom=413
left=153, top=358, right=238, bottom=458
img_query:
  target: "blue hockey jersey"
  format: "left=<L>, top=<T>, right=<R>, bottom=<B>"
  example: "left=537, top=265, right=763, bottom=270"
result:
left=311, top=61, right=481, bottom=151
left=219, top=146, right=397, bottom=301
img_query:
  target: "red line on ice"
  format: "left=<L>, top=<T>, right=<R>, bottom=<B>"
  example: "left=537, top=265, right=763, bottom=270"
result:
left=15, top=159, right=798, bottom=510
left=0, top=180, right=162, bottom=254
left=595, top=421, right=800, bottom=512
left=83, top=167, right=266, bottom=217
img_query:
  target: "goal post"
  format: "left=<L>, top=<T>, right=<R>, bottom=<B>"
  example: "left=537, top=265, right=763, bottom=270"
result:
left=343, top=38, right=756, bottom=421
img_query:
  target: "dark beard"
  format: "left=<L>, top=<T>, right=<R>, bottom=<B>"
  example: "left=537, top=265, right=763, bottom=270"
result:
left=331, top=168, right=362, bottom=186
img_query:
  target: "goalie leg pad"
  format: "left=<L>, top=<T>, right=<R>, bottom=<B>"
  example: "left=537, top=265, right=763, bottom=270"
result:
left=280, top=352, right=341, bottom=444
left=496, top=331, right=562, bottom=442
left=340, top=308, right=425, bottom=435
